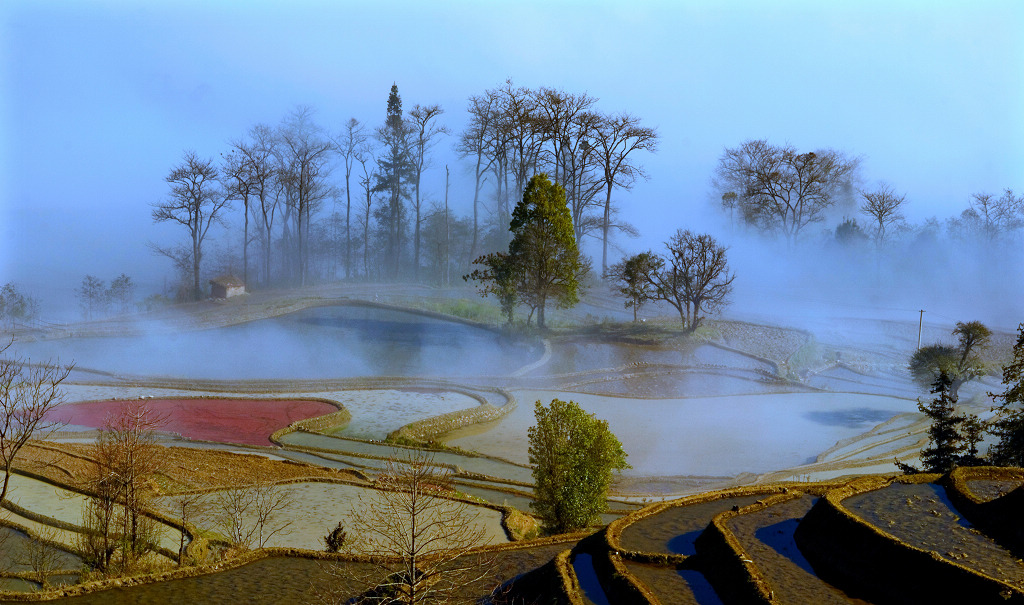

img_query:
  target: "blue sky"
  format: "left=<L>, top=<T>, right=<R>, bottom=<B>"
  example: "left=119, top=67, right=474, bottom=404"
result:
left=2, top=0, right=1022, bottom=313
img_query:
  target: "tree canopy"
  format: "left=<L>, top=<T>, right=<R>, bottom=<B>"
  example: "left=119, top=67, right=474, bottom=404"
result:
left=467, top=173, right=589, bottom=328
left=909, top=321, right=992, bottom=398
left=615, top=231, right=735, bottom=330
left=527, top=398, right=628, bottom=535
left=988, top=323, right=1024, bottom=466
left=713, top=139, right=859, bottom=243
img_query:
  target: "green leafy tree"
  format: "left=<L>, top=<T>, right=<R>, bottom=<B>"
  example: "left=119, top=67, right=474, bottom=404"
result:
left=989, top=323, right=1024, bottom=466
left=608, top=251, right=659, bottom=322
left=909, top=320, right=992, bottom=398
left=507, top=173, right=589, bottom=328
left=528, top=399, right=628, bottom=534
left=464, top=251, right=520, bottom=324
left=834, top=217, right=869, bottom=246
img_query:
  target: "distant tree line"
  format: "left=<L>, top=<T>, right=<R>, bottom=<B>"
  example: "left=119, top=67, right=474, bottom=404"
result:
left=0, top=283, right=40, bottom=328
left=711, top=138, right=1022, bottom=252
left=151, top=82, right=657, bottom=302
left=75, top=274, right=136, bottom=320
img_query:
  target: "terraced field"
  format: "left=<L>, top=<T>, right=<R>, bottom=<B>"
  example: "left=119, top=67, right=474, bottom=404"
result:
left=1, top=288, right=1017, bottom=601
left=498, top=467, right=1024, bottom=604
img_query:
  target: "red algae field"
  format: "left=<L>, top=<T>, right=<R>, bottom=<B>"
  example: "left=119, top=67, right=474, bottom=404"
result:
left=46, top=398, right=337, bottom=446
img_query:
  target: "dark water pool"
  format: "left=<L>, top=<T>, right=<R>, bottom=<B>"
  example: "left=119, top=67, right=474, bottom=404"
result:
left=14, top=305, right=541, bottom=380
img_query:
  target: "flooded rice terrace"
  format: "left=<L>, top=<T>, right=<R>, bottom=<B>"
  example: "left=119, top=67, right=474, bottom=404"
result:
left=21, top=303, right=928, bottom=482
left=0, top=297, right=945, bottom=600
left=15, top=305, right=540, bottom=379
left=448, top=390, right=916, bottom=476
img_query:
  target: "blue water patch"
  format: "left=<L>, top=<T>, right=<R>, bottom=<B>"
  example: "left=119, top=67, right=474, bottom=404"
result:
left=678, top=569, right=724, bottom=604
left=572, top=553, right=610, bottom=605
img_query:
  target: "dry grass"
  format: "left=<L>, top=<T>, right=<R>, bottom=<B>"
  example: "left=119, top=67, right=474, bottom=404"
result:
left=14, top=442, right=366, bottom=496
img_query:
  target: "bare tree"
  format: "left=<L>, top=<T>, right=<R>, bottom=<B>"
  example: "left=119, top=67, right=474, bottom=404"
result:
left=80, top=400, right=166, bottom=574
left=859, top=183, right=907, bottom=245
left=209, top=482, right=294, bottom=550
left=558, top=109, right=606, bottom=245
left=152, top=150, right=230, bottom=300
left=277, top=107, right=335, bottom=287
left=167, top=491, right=207, bottom=564
left=532, top=87, right=597, bottom=186
left=323, top=451, right=495, bottom=604
left=16, top=526, right=67, bottom=588
left=969, top=188, right=1023, bottom=239
left=592, top=112, right=658, bottom=275
left=107, top=273, right=136, bottom=314
left=76, top=275, right=108, bottom=320
left=408, top=104, right=450, bottom=281
left=335, top=118, right=368, bottom=280
left=0, top=340, right=71, bottom=503
left=235, top=124, right=281, bottom=287
left=223, top=126, right=278, bottom=289
left=641, top=231, right=736, bottom=330
left=457, top=91, right=499, bottom=260
left=499, top=82, right=545, bottom=238
left=356, top=146, right=378, bottom=279
left=0, top=283, right=40, bottom=329
left=713, top=139, right=860, bottom=244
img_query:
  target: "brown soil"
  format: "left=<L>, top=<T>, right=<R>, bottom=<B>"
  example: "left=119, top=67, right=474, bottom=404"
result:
left=726, top=494, right=867, bottom=604
left=966, top=479, right=1024, bottom=502
left=16, top=442, right=365, bottom=495
left=623, top=560, right=715, bottom=605
left=844, top=482, right=1024, bottom=589
left=619, top=495, right=762, bottom=555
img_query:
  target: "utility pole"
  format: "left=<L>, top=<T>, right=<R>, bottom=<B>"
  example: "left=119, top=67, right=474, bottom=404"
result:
left=918, top=310, right=925, bottom=350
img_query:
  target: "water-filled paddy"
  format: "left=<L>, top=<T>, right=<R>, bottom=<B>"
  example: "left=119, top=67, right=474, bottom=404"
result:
left=446, top=390, right=917, bottom=477
left=14, top=305, right=540, bottom=379
left=320, top=389, right=481, bottom=439
left=3, top=474, right=181, bottom=552
left=46, top=399, right=338, bottom=446
left=530, top=342, right=773, bottom=376
left=278, top=432, right=534, bottom=484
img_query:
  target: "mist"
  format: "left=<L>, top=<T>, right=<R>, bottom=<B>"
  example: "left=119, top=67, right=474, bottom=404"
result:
left=1, top=0, right=1022, bottom=496
left=4, top=2, right=1022, bottom=323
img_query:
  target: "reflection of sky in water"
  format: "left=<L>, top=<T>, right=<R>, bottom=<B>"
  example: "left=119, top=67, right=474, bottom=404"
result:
left=13, top=306, right=540, bottom=379
left=449, top=391, right=919, bottom=477
left=804, top=407, right=901, bottom=429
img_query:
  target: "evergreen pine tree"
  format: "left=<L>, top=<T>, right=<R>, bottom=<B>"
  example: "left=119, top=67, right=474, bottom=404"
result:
left=989, top=323, right=1024, bottom=466
left=373, top=84, right=413, bottom=278
left=917, top=371, right=967, bottom=473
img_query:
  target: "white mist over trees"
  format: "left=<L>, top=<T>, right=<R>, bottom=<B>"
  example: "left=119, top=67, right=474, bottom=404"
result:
left=138, top=81, right=658, bottom=301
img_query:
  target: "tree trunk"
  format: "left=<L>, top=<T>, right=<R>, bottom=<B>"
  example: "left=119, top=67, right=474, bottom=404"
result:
left=345, top=167, right=352, bottom=280
left=0, top=466, right=11, bottom=503
left=192, top=232, right=202, bottom=301
left=602, top=183, right=612, bottom=277
left=414, top=174, right=421, bottom=281
left=243, top=197, right=249, bottom=290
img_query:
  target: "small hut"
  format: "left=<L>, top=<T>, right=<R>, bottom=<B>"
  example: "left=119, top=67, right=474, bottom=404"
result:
left=209, top=276, right=245, bottom=299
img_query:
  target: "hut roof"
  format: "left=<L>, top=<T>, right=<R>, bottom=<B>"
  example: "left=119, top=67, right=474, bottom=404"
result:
left=209, top=275, right=245, bottom=288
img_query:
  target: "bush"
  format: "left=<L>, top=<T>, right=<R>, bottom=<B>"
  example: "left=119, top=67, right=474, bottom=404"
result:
left=323, top=522, right=348, bottom=553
